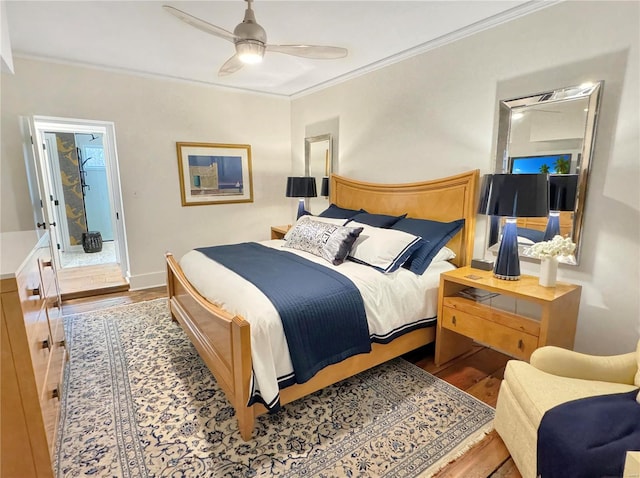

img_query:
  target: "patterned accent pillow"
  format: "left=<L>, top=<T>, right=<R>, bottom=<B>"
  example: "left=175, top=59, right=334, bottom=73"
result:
left=284, top=216, right=363, bottom=265
left=283, top=216, right=347, bottom=241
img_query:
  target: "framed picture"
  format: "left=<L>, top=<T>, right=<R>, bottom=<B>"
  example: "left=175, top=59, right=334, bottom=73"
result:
left=176, top=142, right=253, bottom=206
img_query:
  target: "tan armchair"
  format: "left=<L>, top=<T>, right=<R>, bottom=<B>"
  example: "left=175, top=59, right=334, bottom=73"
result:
left=494, top=341, right=640, bottom=478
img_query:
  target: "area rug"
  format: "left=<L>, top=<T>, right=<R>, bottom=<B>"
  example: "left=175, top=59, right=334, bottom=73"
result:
left=55, top=299, right=494, bottom=477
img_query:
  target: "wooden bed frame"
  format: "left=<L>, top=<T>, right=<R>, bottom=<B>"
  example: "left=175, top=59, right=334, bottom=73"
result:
left=165, top=170, right=479, bottom=440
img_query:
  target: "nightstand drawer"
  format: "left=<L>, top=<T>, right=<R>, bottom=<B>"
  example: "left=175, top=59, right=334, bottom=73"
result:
left=441, top=306, right=538, bottom=360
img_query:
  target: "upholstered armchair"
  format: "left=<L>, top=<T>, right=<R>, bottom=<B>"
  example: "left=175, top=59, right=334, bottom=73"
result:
left=494, top=341, right=640, bottom=478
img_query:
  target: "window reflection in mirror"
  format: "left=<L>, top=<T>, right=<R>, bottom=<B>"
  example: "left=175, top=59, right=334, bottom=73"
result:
left=489, top=82, right=602, bottom=265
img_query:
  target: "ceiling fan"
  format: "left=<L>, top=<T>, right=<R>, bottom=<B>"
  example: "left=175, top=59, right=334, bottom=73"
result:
left=163, top=1, right=348, bottom=77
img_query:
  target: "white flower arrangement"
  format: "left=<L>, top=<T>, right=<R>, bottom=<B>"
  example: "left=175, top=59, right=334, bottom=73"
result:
left=524, top=235, right=576, bottom=260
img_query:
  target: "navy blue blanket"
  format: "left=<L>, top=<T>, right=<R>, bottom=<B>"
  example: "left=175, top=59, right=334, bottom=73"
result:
left=537, top=390, right=640, bottom=478
left=196, top=243, right=371, bottom=384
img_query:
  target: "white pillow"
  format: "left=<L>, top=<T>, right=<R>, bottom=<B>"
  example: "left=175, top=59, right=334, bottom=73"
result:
left=347, top=222, right=424, bottom=273
left=517, top=236, right=535, bottom=245
left=284, top=215, right=345, bottom=241
left=432, top=246, right=456, bottom=263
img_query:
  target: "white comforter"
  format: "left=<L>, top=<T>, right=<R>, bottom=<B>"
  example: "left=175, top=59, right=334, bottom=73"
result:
left=179, top=239, right=454, bottom=410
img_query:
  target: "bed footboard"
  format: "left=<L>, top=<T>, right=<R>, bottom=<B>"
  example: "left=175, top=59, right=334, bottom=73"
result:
left=166, top=252, right=255, bottom=440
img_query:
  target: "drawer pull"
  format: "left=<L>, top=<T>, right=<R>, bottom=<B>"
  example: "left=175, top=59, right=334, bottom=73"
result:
left=27, top=286, right=41, bottom=297
left=42, top=259, right=53, bottom=268
left=518, top=339, right=524, bottom=350
left=451, top=315, right=457, bottom=326
left=52, top=386, right=60, bottom=400
left=41, top=337, right=51, bottom=350
left=58, top=339, right=66, bottom=348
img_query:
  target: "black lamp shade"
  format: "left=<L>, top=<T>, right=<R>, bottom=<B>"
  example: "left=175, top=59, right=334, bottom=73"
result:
left=286, top=177, right=317, bottom=198
left=549, top=174, right=578, bottom=211
left=320, top=177, right=329, bottom=197
left=478, top=173, right=549, bottom=218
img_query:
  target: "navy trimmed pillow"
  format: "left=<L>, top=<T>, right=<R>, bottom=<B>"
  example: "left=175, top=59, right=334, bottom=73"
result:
left=317, top=203, right=365, bottom=219
left=284, top=216, right=363, bottom=265
left=347, top=222, right=424, bottom=273
left=346, top=212, right=406, bottom=228
left=391, top=218, right=465, bottom=274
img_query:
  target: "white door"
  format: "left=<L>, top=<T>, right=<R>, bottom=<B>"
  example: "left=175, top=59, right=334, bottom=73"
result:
left=21, top=117, right=63, bottom=306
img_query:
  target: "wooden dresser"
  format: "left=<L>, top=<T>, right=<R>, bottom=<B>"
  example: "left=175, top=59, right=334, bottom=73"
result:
left=1, top=231, right=67, bottom=478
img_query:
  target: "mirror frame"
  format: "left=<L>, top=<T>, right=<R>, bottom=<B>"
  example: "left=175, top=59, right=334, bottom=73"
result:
left=490, top=81, right=603, bottom=265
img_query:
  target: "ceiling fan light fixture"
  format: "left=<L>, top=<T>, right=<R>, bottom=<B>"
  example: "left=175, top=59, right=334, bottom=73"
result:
left=164, top=3, right=348, bottom=76
left=236, top=40, right=265, bottom=64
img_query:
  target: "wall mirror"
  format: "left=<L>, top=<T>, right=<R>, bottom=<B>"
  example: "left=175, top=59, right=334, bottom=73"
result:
left=488, top=81, right=603, bottom=265
left=304, top=133, right=332, bottom=214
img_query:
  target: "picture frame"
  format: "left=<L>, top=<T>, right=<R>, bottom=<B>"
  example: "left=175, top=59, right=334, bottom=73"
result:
left=176, top=142, right=253, bottom=206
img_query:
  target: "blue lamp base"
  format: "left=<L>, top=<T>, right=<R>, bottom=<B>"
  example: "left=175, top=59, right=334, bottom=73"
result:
left=494, top=217, right=520, bottom=280
left=296, top=199, right=306, bottom=219
left=543, top=211, right=561, bottom=241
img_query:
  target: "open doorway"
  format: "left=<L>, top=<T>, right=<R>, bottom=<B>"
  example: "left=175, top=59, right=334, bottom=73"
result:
left=25, top=116, right=130, bottom=298
left=43, top=131, right=117, bottom=268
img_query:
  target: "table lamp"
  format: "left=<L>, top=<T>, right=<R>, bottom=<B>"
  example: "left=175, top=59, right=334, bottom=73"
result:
left=320, top=177, right=329, bottom=197
left=479, top=174, right=549, bottom=280
left=544, top=174, right=578, bottom=240
left=286, top=176, right=317, bottom=219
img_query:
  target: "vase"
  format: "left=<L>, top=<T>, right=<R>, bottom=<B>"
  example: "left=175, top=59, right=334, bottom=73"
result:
left=539, top=257, right=558, bottom=287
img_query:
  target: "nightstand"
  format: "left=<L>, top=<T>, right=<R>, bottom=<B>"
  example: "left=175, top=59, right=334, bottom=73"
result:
left=434, top=266, right=582, bottom=366
left=270, top=225, right=291, bottom=240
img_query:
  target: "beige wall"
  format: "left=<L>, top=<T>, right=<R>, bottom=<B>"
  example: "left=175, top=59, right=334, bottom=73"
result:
left=1, top=59, right=292, bottom=288
left=291, top=1, right=639, bottom=355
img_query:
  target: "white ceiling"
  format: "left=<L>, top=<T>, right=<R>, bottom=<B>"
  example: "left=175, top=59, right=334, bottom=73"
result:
left=5, top=1, right=552, bottom=97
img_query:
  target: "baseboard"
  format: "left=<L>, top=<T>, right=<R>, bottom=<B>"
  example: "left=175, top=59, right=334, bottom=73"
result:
left=129, top=271, right=166, bottom=291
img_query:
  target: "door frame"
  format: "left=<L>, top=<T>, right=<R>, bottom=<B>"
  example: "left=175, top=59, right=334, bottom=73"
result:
left=29, top=116, right=130, bottom=281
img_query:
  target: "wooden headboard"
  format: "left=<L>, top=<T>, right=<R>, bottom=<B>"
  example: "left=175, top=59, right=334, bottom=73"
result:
left=329, top=170, right=480, bottom=267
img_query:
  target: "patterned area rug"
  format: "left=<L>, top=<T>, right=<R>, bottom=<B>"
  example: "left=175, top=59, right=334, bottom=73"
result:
left=56, top=299, right=494, bottom=477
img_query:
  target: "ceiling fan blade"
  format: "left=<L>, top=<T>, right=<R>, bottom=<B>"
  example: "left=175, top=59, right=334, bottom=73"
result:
left=163, top=5, right=237, bottom=43
left=266, top=45, right=348, bottom=60
left=218, top=55, right=244, bottom=77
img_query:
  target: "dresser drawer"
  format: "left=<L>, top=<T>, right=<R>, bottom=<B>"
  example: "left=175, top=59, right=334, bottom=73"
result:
left=16, top=258, right=46, bottom=319
left=27, top=309, right=52, bottom=395
left=41, top=343, right=65, bottom=454
left=38, top=257, right=57, bottom=301
left=441, top=306, right=538, bottom=360
left=46, top=296, right=64, bottom=348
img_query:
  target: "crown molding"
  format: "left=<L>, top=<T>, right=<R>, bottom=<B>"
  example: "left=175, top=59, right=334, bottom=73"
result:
left=291, top=0, right=561, bottom=99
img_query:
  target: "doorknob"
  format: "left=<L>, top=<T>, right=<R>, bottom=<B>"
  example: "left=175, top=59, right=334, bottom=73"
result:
left=49, top=222, right=56, bottom=227
left=37, top=222, right=46, bottom=229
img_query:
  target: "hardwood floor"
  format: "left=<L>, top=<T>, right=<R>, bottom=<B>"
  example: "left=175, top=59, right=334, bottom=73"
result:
left=58, top=263, right=129, bottom=300
left=61, top=287, right=521, bottom=478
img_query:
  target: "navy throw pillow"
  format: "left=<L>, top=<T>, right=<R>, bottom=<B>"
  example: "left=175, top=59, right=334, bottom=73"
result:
left=391, top=217, right=464, bottom=274
left=346, top=212, right=407, bottom=228
left=318, top=204, right=365, bottom=219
